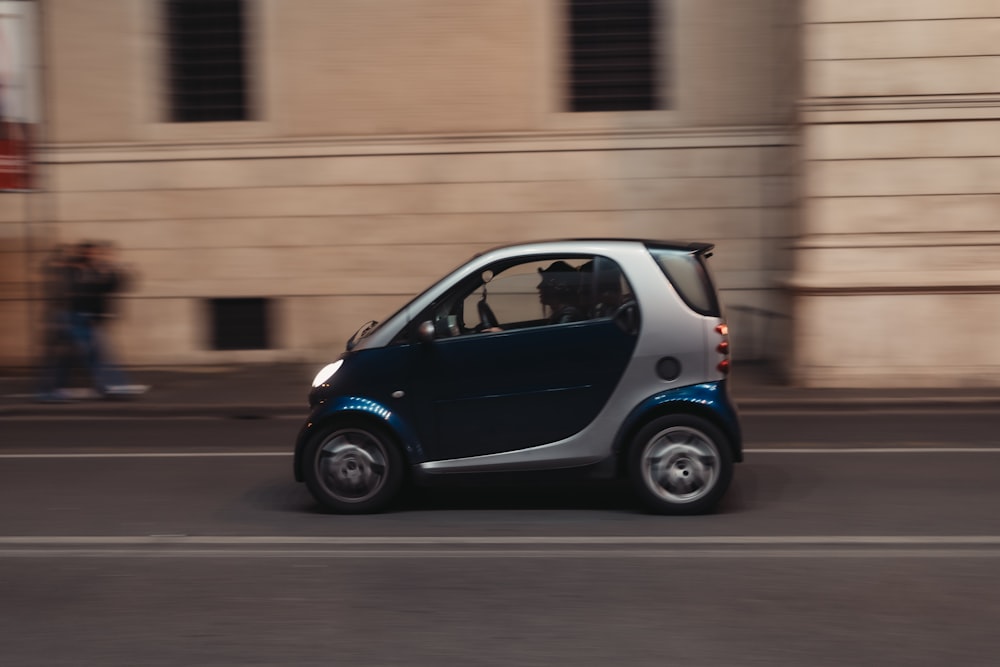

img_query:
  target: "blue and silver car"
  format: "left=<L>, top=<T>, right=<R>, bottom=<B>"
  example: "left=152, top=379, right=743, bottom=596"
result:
left=293, top=239, right=741, bottom=514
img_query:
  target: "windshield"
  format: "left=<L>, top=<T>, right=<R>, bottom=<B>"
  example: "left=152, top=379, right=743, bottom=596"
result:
left=342, top=252, right=488, bottom=351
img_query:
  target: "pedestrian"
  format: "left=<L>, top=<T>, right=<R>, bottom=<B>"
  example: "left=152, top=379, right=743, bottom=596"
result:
left=67, top=240, right=148, bottom=398
left=36, top=243, right=76, bottom=402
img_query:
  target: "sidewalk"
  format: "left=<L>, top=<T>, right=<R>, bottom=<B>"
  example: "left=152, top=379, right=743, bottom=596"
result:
left=0, top=363, right=317, bottom=418
left=4, top=361, right=1000, bottom=418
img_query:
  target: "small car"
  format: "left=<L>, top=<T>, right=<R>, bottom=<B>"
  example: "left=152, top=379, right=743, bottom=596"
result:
left=293, top=238, right=742, bottom=514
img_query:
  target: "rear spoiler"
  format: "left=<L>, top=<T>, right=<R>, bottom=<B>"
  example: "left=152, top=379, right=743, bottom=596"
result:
left=644, top=241, right=715, bottom=258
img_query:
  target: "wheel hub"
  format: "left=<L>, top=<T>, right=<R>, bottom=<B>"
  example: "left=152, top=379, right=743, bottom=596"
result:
left=642, top=426, right=720, bottom=503
left=318, top=433, right=387, bottom=502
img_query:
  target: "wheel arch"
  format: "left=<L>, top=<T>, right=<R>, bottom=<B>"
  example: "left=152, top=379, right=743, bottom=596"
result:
left=612, top=396, right=742, bottom=479
left=294, top=404, right=421, bottom=483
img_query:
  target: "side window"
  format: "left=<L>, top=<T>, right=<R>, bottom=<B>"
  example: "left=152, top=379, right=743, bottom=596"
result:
left=466, top=258, right=591, bottom=330
left=649, top=249, right=719, bottom=316
left=579, top=256, right=631, bottom=318
left=421, top=255, right=633, bottom=339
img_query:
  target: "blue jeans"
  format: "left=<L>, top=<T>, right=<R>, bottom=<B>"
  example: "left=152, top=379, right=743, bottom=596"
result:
left=37, top=310, right=73, bottom=396
left=69, top=312, right=127, bottom=392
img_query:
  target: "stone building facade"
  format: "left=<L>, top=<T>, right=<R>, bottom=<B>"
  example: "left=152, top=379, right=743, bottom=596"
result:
left=794, top=0, right=1000, bottom=387
left=1, top=0, right=993, bottom=388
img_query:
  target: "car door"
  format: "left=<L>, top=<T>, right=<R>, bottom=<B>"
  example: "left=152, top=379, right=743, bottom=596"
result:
left=406, top=255, right=638, bottom=462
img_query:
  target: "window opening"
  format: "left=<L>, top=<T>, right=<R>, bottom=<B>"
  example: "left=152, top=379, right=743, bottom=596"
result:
left=166, top=0, right=250, bottom=122
left=208, top=297, right=271, bottom=350
left=567, top=0, right=662, bottom=112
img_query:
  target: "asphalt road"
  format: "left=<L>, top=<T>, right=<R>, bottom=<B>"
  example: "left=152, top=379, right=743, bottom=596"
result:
left=2, top=410, right=999, bottom=666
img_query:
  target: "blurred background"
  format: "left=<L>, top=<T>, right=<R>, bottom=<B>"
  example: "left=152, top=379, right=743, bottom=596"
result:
left=0, top=0, right=995, bottom=388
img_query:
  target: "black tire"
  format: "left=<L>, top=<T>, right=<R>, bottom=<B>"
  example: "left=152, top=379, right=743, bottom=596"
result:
left=302, top=420, right=405, bottom=514
left=627, top=414, right=733, bottom=515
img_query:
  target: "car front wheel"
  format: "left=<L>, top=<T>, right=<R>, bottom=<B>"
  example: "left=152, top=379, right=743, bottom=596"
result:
left=627, top=415, right=733, bottom=515
left=303, top=421, right=404, bottom=514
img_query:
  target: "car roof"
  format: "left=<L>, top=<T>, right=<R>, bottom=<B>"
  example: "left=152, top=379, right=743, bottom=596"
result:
left=479, top=238, right=714, bottom=257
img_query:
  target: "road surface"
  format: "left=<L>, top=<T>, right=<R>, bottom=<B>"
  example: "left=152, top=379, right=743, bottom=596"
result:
left=1, top=409, right=998, bottom=666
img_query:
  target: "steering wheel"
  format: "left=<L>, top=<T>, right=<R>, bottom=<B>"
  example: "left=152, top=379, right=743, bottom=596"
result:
left=477, top=295, right=499, bottom=331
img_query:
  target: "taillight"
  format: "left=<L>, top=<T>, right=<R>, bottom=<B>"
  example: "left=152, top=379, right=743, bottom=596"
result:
left=715, top=322, right=730, bottom=374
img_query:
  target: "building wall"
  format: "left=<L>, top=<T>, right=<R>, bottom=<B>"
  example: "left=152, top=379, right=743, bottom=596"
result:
left=794, top=0, right=1000, bottom=387
left=2, top=0, right=799, bottom=367
left=0, top=194, right=33, bottom=366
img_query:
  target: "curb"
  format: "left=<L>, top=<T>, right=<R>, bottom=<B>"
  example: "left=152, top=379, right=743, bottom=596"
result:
left=736, top=396, right=1000, bottom=410
left=0, top=403, right=307, bottom=418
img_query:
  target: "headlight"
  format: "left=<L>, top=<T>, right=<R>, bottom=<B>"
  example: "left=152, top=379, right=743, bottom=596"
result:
left=311, top=360, right=344, bottom=387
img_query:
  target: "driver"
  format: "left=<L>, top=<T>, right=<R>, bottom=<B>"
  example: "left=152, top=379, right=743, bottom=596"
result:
left=537, top=261, right=585, bottom=324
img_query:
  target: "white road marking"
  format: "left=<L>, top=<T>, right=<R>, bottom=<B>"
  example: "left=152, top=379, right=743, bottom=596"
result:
left=3, top=447, right=1000, bottom=459
left=744, top=408, right=1000, bottom=416
left=0, top=536, right=999, bottom=558
left=2, top=548, right=1000, bottom=559
left=6, top=404, right=1000, bottom=417
left=0, top=452, right=292, bottom=459
left=0, top=535, right=999, bottom=545
left=745, top=447, right=1000, bottom=454
left=0, top=415, right=303, bottom=421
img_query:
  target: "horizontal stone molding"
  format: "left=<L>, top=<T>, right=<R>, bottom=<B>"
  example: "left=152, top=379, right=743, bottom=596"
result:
left=48, top=146, right=795, bottom=193
left=790, top=364, right=1000, bottom=389
left=32, top=209, right=786, bottom=250
left=791, top=283, right=1000, bottom=296
left=804, top=120, right=1000, bottom=160
left=795, top=232, right=1000, bottom=250
left=804, top=194, right=1000, bottom=235
left=83, top=238, right=778, bottom=292
left=806, top=57, right=1000, bottom=99
left=3, top=281, right=789, bottom=303
left=805, top=157, right=1000, bottom=198
left=49, top=178, right=783, bottom=221
left=787, top=274, right=1000, bottom=295
left=800, top=95, right=1000, bottom=123
left=796, top=243, right=1000, bottom=275
left=36, top=127, right=796, bottom=165
left=805, top=18, right=1000, bottom=60
left=801, top=93, right=1000, bottom=110
left=805, top=0, right=1000, bottom=24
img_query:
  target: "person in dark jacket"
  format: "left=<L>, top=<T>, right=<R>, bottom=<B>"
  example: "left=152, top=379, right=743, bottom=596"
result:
left=67, top=241, right=146, bottom=398
left=536, top=260, right=586, bottom=324
left=36, top=243, right=76, bottom=401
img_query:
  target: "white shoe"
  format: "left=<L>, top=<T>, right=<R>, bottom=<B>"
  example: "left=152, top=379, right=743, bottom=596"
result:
left=106, top=384, right=150, bottom=396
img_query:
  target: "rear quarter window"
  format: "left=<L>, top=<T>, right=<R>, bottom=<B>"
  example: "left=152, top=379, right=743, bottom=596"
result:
left=649, top=249, right=720, bottom=316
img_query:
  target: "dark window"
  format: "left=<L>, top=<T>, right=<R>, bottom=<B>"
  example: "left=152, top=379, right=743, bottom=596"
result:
left=208, top=297, right=271, bottom=350
left=166, top=0, right=249, bottom=122
left=649, top=249, right=720, bottom=317
left=567, top=0, right=662, bottom=112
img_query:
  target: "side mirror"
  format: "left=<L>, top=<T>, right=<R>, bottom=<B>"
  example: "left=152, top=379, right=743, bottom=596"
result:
left=418, top=320, right=436, bottom=342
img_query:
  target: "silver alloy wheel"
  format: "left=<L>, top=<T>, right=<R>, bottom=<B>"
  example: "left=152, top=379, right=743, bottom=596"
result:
left=640, top=425, right=720, bottom=504
left=316, top=428, right=389, bottom=503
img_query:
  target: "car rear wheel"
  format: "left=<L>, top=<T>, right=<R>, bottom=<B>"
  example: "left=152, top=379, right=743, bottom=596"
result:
left=303, top=422, right=404, bottom=514
left=627, top=414, right=733, bottom=515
